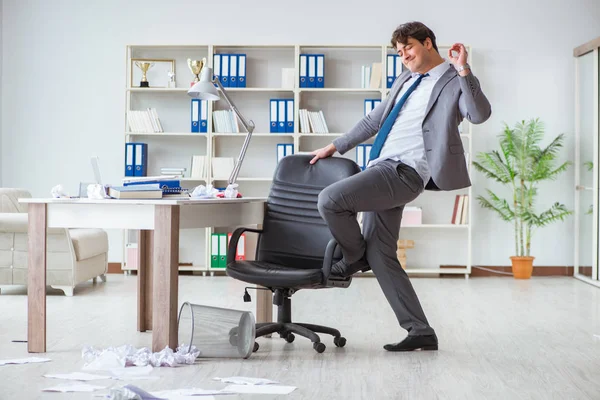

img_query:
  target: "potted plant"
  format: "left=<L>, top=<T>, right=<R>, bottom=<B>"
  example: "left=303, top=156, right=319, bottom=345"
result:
left=472, top=118, right=572, bottom=279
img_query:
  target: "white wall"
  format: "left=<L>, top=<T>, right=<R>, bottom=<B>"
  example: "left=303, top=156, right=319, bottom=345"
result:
left=2, top=0, right=600, bottom=265
left=0, top=0, right=3, bottom=187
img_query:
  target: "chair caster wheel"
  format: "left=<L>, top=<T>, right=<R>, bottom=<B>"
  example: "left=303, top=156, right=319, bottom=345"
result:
left=253, top=342, right=259, bottom=352
left=333, top=336, right=346, bottom=347
left=313, top=342, right=326, bottom=353
left=285, top=333, right=295, bottom=343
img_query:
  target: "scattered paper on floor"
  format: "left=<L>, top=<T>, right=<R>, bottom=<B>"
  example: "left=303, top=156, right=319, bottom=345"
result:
left=42, top=383, right=105, bottom=392
left=109, top=365, right=155, bottom=379
left=0, top=357, right=51, bottom=366
left=152, top=387, right=234, bottom=397
left=223, top=384, right=297, bottom=394
left=44, top=372, right=110, bottom=381
left=213, top=376, right=279, bottom=385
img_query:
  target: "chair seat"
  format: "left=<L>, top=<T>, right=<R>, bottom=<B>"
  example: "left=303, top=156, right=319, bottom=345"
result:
left=226, top=260, right=324, bottom=288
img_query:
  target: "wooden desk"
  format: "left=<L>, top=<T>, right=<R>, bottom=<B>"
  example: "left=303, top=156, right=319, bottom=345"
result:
left=19, top=197, right=270, bottom=353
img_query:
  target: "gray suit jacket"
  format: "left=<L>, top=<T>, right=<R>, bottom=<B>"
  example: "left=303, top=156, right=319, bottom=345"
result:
left=332, top=66, right=492, bottom=190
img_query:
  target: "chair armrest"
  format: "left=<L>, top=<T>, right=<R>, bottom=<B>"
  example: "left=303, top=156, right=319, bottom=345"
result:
left=227, top=227, right=264, bottom=265
left=322, top=238, right=340, bottom=278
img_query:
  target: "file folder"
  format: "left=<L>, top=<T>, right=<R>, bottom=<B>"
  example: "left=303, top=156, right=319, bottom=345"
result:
left=395, top=55, right=403, bottom=77
left=316, top=54, right=324, bottom=88
left=299, top=55, right=308, bottom=88
left=356, top=144, right=365, bottom=170
left=218, top=233, right=227, bottom=268
left=133, top=143, right=148, bottom=177
left=211, top=233, right=219, bottom=268
left=237, top=54, right=246, bottom=87
left=364, top=144, right=373, bottom=167
left=125, top=143, right=135, bottom=177
left=277, top=143, right=285, bottom=163
left=270, top=99, right=278, bottom=133
left=191, top=99, right=200, bottom=133
left=200, top=100, right=207, bottom=133
left=387, top=55, right=395, bottom=88
left=364, top=99, right=374, bottom=116
left=221, top=53, right=230, bottom=87
left=308, top=55, right=316, bottom=87
left=227, top=232, right=246, bottom=260
left=229, top=54, right=237, bottom=87
left=213, top=54, right=222, bottom=86
left=278, top=99, right=286, bottom=133
left=285, top=143, right=294, bottom=156
left=286, top=99, right=294, bottom=133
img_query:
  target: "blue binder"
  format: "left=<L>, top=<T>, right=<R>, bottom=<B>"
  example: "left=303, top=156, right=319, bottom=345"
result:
left=200, top=100, right=207, bottom=133
left=285, top=99, right=294, bottom=133
left=270, top=99, right=278, bottom=133
left=237, top=54, right=246, bottom=87
left=229, top=54, right=238, bottom=87
left=213, top=54, right=222, bottom=86
left=133, top=143, right=148, bottom=177
left=316, top=54, right=324, bottom=88
left=125, top=143, right=135, bottom=177
left=308, top=55, right=316, bottom=88
left=299, top=55, right=308, bottom=88
left=191, top=99, right=200, bottom=133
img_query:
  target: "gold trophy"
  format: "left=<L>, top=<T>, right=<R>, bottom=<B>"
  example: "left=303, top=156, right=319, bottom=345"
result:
left=135, top=61, right=154, bottom=87
left=187, top=57, right=206, bottom=86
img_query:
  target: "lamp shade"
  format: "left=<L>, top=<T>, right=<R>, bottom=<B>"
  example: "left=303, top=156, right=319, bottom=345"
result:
left=187, top=67, right=220, bottom=101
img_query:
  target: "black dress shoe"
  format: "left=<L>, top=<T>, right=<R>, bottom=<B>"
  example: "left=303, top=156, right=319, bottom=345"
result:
left=384, top=334, right=438, bottom=351
left=330, top=256, right=370, bottom=278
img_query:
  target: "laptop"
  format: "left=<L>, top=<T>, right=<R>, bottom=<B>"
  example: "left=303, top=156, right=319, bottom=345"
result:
left=79, top=156, right=103, bottom=197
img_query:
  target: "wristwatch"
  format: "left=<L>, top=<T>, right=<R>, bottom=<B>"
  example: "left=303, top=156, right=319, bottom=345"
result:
left=456, top=63, right=471, bottom=73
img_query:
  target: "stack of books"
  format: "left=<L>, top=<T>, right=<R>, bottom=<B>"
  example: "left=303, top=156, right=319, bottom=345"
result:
left=298, top=109, right=329, bottom=133
left=127, top=108, right=163, bottom=133
left=108, top=184, right=163, bottom=199
left=451, top=195, right=469, bottom=224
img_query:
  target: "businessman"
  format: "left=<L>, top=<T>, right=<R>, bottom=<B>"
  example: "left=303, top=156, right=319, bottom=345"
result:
left=312, top=21, right=491, bottom=351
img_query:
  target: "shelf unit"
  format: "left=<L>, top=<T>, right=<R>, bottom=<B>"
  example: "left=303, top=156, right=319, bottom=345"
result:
left=123, top=43, right=474, bottom=276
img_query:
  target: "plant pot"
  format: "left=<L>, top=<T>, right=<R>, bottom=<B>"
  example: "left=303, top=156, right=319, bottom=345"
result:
left=510, top=256, right=534, bottom=279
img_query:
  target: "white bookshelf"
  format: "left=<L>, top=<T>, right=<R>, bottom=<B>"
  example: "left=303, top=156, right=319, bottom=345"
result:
left=122, top=43, right=474, bottom=277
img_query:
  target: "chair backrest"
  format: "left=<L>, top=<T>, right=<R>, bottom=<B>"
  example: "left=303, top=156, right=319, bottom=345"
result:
left=257, top=154, right=361, bottom=270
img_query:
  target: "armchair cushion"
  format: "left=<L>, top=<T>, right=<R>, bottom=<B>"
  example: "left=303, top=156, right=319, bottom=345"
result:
left=69, top=229, right=109, bottom=261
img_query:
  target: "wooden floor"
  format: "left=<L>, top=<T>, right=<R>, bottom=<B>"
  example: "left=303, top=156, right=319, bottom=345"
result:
left=0, top=275, right=599, bottom=399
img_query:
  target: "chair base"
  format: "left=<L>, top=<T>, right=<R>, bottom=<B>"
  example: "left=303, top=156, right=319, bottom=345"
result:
left=252, top=291, right=348, bottom=353
left=254, top=322, right=346, bottom=353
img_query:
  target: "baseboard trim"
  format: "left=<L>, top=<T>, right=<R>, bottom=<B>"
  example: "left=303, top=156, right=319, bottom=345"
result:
left=441, top=265, right=592, bottom=277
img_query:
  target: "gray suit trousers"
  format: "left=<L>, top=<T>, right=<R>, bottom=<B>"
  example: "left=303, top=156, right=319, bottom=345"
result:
left=317, top=159, right=435, bottom=336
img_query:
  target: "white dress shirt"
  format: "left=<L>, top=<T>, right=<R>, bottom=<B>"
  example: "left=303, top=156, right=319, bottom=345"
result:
left=368, top=60, right=452, bottom=187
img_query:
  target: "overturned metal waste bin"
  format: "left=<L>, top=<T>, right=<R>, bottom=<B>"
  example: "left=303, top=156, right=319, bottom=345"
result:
left=178, top=302, right=256, bottom=359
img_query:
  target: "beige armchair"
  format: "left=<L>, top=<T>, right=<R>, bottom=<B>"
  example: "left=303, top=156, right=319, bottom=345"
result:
left=0, top=188, right=109, bottom=296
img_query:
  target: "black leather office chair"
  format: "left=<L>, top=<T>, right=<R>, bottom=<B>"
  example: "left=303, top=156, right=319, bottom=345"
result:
left=226, top=154, right=362, bottom=353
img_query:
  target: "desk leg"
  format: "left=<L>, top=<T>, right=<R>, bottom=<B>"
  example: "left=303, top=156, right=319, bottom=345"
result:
left=28, top=204, right=47, bottom=353
left=137, top=230, right=153, bottom=332
left=152, top=205, right=179, bottom=352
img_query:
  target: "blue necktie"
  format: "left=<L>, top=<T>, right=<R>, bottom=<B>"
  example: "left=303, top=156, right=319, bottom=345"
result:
left=369, top=73, right=428, bottom=160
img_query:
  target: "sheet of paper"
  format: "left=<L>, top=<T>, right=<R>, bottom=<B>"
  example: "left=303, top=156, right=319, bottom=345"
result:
left=0, top=357, right=51, bottom=366
left=109, top=365, right=154, bottom=378
left=153, top=387, right=232, bottom=397
left=42, top=383, right=105, bottom=392
left=213, top=376, right=279, bottom=385
left=82, top=351, right=125, bottom=371
left=44, top=372, right=110, bottom=381
left=223, top=384, right=297, bottom=394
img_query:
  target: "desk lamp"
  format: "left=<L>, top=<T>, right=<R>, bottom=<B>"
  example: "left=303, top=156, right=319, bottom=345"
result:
left=187, top=67, right=255, bottom=197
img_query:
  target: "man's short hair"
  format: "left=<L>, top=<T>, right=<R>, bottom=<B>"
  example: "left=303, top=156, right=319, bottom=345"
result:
left=391, top=21, right=439, bottom=53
